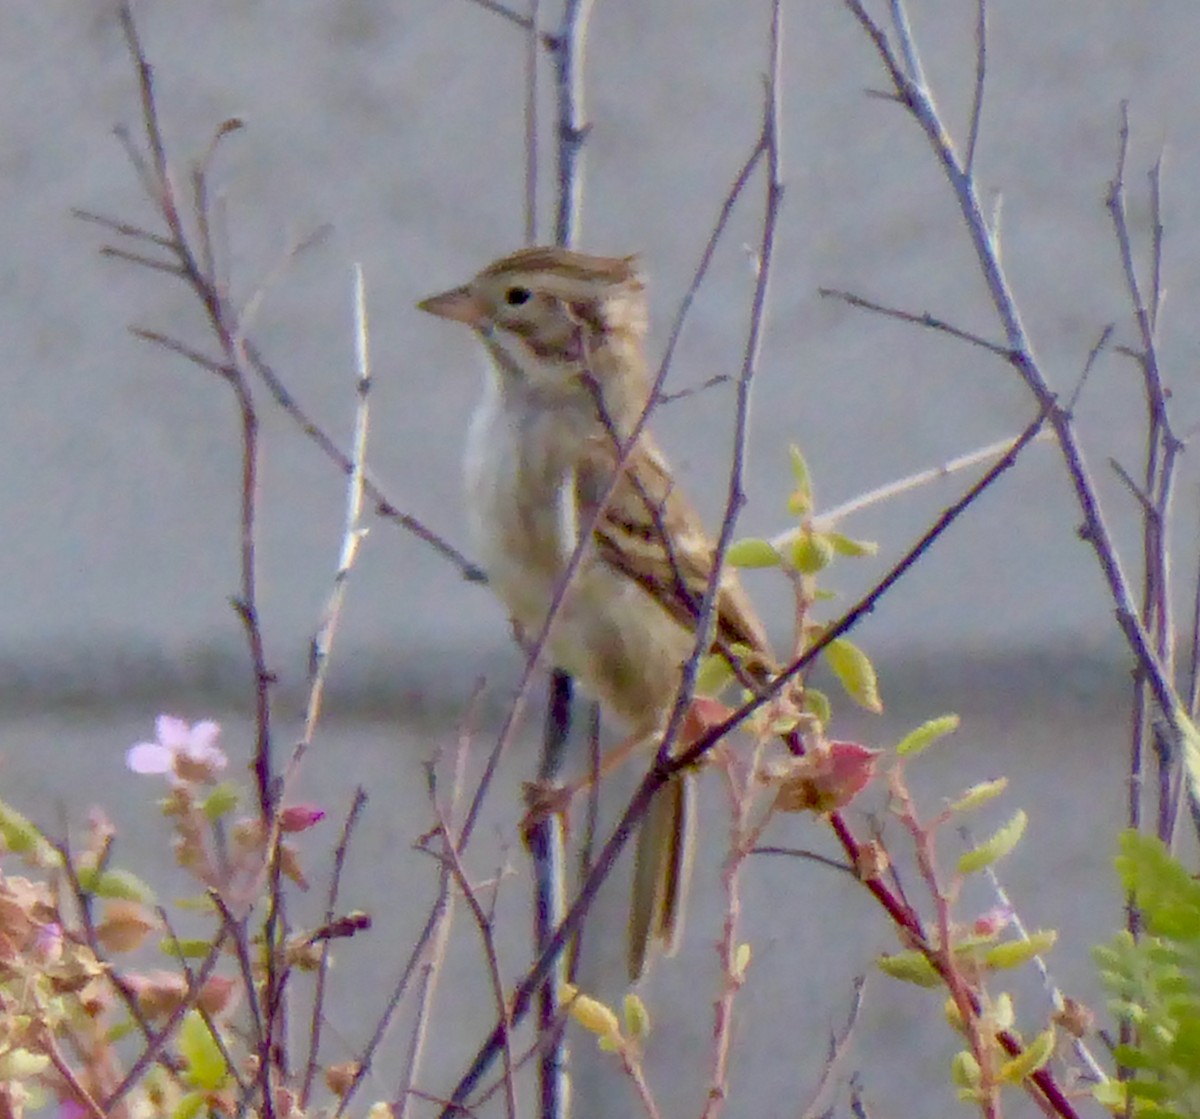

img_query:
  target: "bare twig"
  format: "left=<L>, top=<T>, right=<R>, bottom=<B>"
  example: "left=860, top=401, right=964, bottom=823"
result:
left=786, top=429, right=1052, bottom=540
left=1064, top=323, right=1114, bottom=414
left=551, top=0, right=594, bottom=245
left=300, top=787, right=369, bottom=1109
left=840, top=0, right=1186, bottom=799
left=432, top=799, right=519, bottom=1119
left=338, top=694, right=479, bottom=1119
left=40, top=1027, right=107, bottom=1119
left=524, top=0, right=540, bottom=243
left=964, top=0, right=988, bottom=180
left=819, top=287, right=1011, bottom=358
left=465, top=0, right=535, bottom=31
left=297, top=265, right=373, bottom=758
left=799, top=976, right=868, bottom=1119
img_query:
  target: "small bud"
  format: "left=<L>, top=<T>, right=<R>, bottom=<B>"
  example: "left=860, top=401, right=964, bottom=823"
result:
left=326, top=1060, right=361, bottom=1098
left=854, top=841, right=889, bottom=881
left=1053, top=996, right=1094, bottom=1038
left=562, top=985, right=621, bottom=1042
left=623, top=994, right=650, bottom=1040
left=733, top=942, right=752, bottom=981
left=971, top=905, right=1013, bottom=939
left=279, top=804, right=326, bottom=833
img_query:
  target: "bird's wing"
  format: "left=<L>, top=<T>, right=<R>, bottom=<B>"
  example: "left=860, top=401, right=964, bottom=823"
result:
left=574, top=432, right=773, bottom=673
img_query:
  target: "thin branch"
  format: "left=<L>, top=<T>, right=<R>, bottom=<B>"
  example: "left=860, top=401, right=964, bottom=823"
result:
left=551, top=0, right=594, bottom=245
left=300, top=787, right=368, bottom=1109
left=524, top=0, right=540, bottom=244
left=964, top=0, right=988, bottom=180
left=464, top=0, right=535, bottom=31
left=819, top=287, right=1011, bottom=358
left=750, top=846, right=855, bottom=876
left=72, top=206, right=175, bottom=249
left=655, top=373, right=732, bottom=404
left=297, top=265, right=373, bottom=760
left=792, top=429, right=1052, bottom=538
left=1064, top=323, right=1114, bottom=414
left=340, top=695, right=479, bottom=1119
left=799, top=976, right=868, bottom=1119
left=433, top=800, right=519, bottom=1119
left=841, top=0, right=1187, bottom=788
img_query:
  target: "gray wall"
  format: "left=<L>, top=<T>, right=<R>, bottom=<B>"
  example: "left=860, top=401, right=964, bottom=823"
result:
left=6, top=2, right=1199, bottom=707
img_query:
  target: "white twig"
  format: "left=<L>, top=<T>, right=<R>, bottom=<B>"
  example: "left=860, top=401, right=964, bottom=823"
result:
left=770, top=430, right=1053, bottom=547
left=301, top=264, right=372, bottom=750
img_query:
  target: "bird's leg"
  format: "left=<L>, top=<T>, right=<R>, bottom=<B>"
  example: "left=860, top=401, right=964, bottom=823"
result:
left=520, top=696, right=735, bottom=837
left=521, top=726, right=654, bottom=836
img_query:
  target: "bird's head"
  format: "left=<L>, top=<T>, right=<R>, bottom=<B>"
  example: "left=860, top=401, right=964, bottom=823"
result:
left=418, top=246, right=650, bottom=425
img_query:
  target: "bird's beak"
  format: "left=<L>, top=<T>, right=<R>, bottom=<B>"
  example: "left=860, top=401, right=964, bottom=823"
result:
left=416, top=284, right=488, bottom=328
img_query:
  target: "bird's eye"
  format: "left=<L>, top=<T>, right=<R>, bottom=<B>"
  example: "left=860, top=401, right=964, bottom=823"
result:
left=504, top=286, right=532, bottom=306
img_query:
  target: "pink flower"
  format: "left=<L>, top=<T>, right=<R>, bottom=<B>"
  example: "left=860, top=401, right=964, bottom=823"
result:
left=972, top=905, right=1014, bottom=938
left=126, top=715, right=227, bottom=783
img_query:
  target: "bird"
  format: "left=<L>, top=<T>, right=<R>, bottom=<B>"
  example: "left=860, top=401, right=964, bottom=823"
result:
left=417, top=245, right=774, bottom=979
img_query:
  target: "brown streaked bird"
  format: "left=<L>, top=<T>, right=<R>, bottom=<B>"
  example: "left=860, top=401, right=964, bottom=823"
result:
left=418, top=246, right=774, bottom=980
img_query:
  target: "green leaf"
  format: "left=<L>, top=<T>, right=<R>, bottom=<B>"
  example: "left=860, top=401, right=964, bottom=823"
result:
left=1175, top=708, right=1200, bottom=820
left=984, top=930, right=1057, bottom=970
left=957, top=811, right=1026, bottom=874
left=877, top=950, right=941, bottom=987
left=825, top=638, right=882, bottom=713
left=947, top=778, right=1008, bottom=814
left=173, top=1091, right=206, bottom=1119
left=159, top=937, right=217, bottom=960
left=791, top=531, right=834, bottom=574
left=895, top=715, right=960, bottom=757
left=803, top=688, right=832, bottom=729
left=788, top=444, right=813, bottom=515
left=1115, top=829, right=1200, bottom=939
left=1092, top=1078, right=1127, bottom=1112
left=0, top=1049, right=50, bottom=1079
left=0, top=800, right=57, bottom=865
left=623, top=994, right=651, bottom=1040
left=77, top=867, right=155, bottom=904
left=695, top=653, right=734, bottom=697
left=726, top=537, right=781, bottom=568
left=179, top=1011, right=226, bottom=1091
left=998, top=1028, right=1055, bottom=1083
left=950, top=1050, right=981, bottom=1089
left=202, top=782, right=240, bottom=822
left=826, top=531, right=878, bottom=557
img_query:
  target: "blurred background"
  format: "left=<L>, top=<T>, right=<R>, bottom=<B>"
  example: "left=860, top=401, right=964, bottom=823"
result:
left=3, top=1, right=1197, bottom=1114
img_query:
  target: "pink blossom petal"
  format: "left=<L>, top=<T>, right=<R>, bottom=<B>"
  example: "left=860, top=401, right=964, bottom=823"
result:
left=127, top=741, right=173, bottom=774
left=155, top=714, right=192, bottom=750
left=186, top=720, right=226, bottom=768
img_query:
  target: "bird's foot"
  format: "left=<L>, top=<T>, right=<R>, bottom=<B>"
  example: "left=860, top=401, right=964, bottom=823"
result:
left=520, top=779, right=577, bottom=843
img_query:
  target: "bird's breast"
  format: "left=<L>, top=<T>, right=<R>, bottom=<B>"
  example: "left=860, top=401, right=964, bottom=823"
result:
left=464, top=381, right=692, bottom=729
left=464, top=386, right=576, bottom=630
